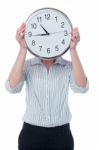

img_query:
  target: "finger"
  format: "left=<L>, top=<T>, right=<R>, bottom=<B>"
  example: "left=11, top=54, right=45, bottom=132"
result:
left=72, top=29, right=79, bottom=34
left=72, top=27, right=79, bottom=32
left=71, top=35, right=80, bottom=41
left=71, top=28, right=79, bottom=35
left=17, top=23, right=26, bottom=32
left=20, top=26, right=26, bottom=33
left=20, top=22, right=26, bottom=28
left=71, top=31, right=79, bottom=37
left=71, top=36, right=76, bottom=41
left=20, top=32, right=24, bottom=38
left=71, top=33, right=79, bottom=38
left=20, top=28, right=25, bottom=33
left=16, top=32, right=24, bottom=40
left=17, top=27, right=25, bottom=35
left=72, top=32, right=80, bottom=38
left=18, top=31, right=25, bottom=37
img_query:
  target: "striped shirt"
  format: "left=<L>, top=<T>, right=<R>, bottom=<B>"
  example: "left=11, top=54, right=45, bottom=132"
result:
left=5, top=56, right=89, bottom=127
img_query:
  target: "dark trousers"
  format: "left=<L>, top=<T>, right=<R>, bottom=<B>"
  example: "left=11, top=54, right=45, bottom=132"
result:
left=18, top=122, right=74, bottom=150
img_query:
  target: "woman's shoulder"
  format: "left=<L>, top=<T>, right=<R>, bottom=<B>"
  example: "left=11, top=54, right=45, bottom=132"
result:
left=25, top=57, right=36, bottom=66
left=60, top=57, right=72, bottom=66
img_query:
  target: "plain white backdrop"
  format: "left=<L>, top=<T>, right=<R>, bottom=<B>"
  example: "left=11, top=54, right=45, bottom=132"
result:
left=0, top=0, right=99, bottom=150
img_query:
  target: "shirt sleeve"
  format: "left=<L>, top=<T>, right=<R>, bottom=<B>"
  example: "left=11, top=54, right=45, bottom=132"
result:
left=5, top=60, right=29, bottom=94
left=68, top=61, right=89, bottom=93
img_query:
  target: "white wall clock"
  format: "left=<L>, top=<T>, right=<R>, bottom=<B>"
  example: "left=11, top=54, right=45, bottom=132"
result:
left=25, top=8, right=73, bottom=59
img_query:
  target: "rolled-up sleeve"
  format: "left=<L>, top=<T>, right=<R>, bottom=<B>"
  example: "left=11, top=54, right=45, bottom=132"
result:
left=5, top=79, right=24, bottom=94
left=5, top=60, right=29, bottom=94
left=68, top=61, right=89, bottom=93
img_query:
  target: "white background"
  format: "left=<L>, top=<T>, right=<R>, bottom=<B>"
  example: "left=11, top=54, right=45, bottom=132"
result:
left=0, top=0, right=99, bottom=150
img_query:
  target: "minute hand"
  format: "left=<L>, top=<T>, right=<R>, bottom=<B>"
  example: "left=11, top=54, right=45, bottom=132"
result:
left=33, top=33, right=49, bottom=36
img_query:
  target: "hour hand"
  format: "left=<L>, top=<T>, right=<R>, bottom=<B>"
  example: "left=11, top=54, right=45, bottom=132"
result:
left=40, top=24, right=50, bottom=35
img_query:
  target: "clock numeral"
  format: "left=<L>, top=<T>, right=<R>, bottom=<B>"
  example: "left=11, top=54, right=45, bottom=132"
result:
left=61, top=22, right=65, bottom=28
left=37, top=17, right=42, bottom=22
left=31, top=23, right=37, bottom=29
left=45, top=14, right=50, bottom=20
left=55, top=16, right=58, bottom=22
left=28, top=32, right=32, bottom=37
left=32, top=40, right=36, bottom=46
left=55, top=45, right=59, bottom=51
left=39, top=46, right=42, bottom=51
left=64, top=30, right=68, bottom=36
left=47, top=48, right=50, bottom=53
left=62, top=39, right=65, bottom=45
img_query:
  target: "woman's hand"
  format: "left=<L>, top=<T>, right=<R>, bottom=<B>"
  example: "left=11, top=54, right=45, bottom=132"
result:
left=70, top=28, right=80, bottom=50
left=16, top=23, right=27, bottom=50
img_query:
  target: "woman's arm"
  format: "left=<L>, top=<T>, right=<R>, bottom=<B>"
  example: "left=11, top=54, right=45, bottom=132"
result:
left=8, top=23, right=27, bottom=89
left=70, top=28, right=87, bottom=88
left=8, top=48, right=27, bottom=88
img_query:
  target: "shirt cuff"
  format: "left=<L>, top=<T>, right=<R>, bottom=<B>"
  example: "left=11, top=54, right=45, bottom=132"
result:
left=70, top=75, right=89, bottom=93
left=5, top=80, right=24, bottom=94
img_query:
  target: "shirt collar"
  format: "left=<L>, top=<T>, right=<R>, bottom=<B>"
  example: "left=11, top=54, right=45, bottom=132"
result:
left=30, top=56, right=67, bottom=66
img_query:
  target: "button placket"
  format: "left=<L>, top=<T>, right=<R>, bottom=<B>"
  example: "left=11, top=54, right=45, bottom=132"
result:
left=43, top=64, right=53, bottom=123
left=47, top=71, right=51, bottom=122
left=43, top=66, right=49, bottom=122
left=47, top=67, right=52, bottom=122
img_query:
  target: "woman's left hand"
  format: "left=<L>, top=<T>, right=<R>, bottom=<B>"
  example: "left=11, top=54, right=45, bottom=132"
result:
left=70, top=28, right=80, bottom=50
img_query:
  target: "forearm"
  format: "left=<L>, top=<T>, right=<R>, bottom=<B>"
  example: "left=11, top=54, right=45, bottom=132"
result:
left=8, top=48, right=27, bottom=88
left=70, top=49, right=87, bottom=87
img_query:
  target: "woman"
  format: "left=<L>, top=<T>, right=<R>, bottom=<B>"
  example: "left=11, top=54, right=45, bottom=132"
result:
left=5, top=23, right=89, bottom=150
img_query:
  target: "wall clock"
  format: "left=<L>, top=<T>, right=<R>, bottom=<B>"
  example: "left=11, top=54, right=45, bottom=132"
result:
left=25, top=8, right=73, bottom=59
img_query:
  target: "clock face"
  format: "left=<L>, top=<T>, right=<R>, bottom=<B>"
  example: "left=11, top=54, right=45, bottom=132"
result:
left=25, top=8, right=72, bottom=59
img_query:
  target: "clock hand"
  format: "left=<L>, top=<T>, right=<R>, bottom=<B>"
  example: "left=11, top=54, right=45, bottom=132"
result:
left=50, top=31, right=65, bottom=34
left=25, top=31, right=70, bottom=37
left=32, top=31, right=70, bottom=36
left=50, top=30, right=71, bottom=35
left=40, top=24, right=50, bottom=35
left=32, top=33, right=50, bottom=36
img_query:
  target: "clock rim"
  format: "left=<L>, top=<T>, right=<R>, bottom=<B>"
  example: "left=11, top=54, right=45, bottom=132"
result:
left=25, top=7, right=73, bottom=59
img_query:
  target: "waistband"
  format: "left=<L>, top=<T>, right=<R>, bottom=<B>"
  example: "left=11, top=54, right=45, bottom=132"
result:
left=23, top=122, right=70, bottom=132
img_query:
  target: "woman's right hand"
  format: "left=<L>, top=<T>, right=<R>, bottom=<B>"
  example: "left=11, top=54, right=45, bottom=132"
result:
left=16, top=23, right=27, bottom=50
